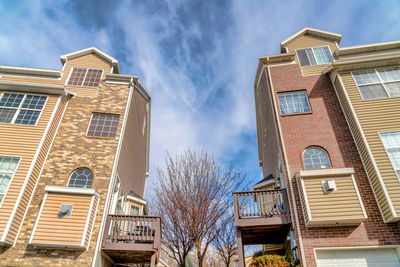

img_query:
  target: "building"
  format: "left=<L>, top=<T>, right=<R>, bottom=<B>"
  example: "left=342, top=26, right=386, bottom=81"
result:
left=0, top=47, right=161, bottom=266
left=233, top=28, right=400, bottom=266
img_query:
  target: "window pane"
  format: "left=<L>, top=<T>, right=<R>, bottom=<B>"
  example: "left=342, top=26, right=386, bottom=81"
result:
left=278, top=91, right=311, bottom=115
left=83, top=69, right=102, bottom=87
left=306, top=49, right=317, bottom=65
left=0, top=174, right=12, bottom=193
left=87, top=113, right=120, bottom=137
left=68, top=168, right=94, bottom=188
left=377, top=67, right=400, bottom=82
left=385, top=82, right=400, bottom=97
left=297, top=49, right=311, bottom=66
left=313, top=47, right=333, bottom=65
left=303, top=147, right=331, bottom=169
left=21, top=95, right=47, bottom=110
left=0, top=93, right=24, bottom=108
left=67, top=68, right=87, bottom=86
left=380, top=132, right=400, bottom=148
left=353, top=70, right=380, bottom=85
left=14, top=110, right=40, bottom=125
left=358, top=84, right=388, bottom=100
left=0, top=108, right=17, bottom=123
left=387, top=148, right=400, bottom=169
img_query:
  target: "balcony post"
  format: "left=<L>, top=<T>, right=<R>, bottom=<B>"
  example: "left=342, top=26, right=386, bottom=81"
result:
left=233, top=193, right=240, bottom=224
left=154, top=217, right=161, bottom=250
left=236, top=228, right=245, bottom=267
left=150, top=252, right=156, bottom=267
left=281, top=189, right=290, bottom=215
left=102, top=215, right=112, bottom=247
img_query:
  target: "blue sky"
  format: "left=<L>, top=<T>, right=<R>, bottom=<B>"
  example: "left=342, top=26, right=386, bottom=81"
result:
left=0, top=0, right=399, bottom=197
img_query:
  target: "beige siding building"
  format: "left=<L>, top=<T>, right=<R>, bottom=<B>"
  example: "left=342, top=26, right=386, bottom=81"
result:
left=0, top=47, right=160, bottom=266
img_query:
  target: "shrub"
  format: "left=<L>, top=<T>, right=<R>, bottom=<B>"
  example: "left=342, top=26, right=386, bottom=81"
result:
left=250, top=255, right=299, bottom=267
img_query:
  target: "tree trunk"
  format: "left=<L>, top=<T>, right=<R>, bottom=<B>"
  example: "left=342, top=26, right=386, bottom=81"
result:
left=196, top=241, right=204, bottom=267
left=226, top=258, right=230, bottom=267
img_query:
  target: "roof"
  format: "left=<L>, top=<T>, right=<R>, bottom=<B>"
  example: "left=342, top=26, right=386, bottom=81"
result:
left=280, top=27, right=342, bottom=52
left=255, top=174, right=274, bottom=186
left=128, top=190, right=145, bottom=200
left=60, top=47, right=120, bottom=74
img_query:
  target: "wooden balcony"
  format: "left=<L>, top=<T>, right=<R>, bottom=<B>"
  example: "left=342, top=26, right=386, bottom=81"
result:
left=233, top=189, right=291, bottom=245
left=102, top=215, right=161, bottom=266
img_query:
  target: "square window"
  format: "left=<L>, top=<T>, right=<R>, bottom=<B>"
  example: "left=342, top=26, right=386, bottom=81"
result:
left=278, top=91, right=311, bottom=115
left=67, top=68, right=103, bottom=87
left=87, top=113, right=120, bottom=137
left=296, top=46, right=333, bottom=67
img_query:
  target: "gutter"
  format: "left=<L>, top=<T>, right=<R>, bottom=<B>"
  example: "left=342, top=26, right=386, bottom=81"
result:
left=0, top=81, right=76, bottom=96
left=0, top=65, right=61, bottom=78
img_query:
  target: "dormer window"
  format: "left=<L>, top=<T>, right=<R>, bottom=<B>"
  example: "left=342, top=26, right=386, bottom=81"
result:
left=296, top=46, right=334, bottom=66
left=67, top=68, right=103, bottom=87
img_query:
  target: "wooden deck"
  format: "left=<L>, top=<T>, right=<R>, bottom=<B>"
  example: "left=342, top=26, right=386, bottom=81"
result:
left=102, top=215, right=161, bottom=266
left=233, top=189, right=291, bottom=266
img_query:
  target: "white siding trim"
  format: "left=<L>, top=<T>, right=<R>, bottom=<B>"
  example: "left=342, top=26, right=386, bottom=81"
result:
left=81, top=195, right=95, bottom=248
left=91, top=79, right=134, bottom=267
left=87, top=196, right=99, bottom=250
left=1, top=96, right=62, bottom=243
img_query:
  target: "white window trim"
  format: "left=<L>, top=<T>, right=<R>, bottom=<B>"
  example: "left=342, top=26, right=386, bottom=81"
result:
left=351, top=67, right=400, bottom=101
left=302, top=146, right=332, bottom=170
left=0, top=91, right=48, bottom=126
left=65, top=67, right=104, bottom=88
left=295, top=45, right=333, bottom=66
left=0, top=155, right=21, bottom=208
left=278, top=90, right=312, bottom=115
left=379, top=130, right=400, bottom=182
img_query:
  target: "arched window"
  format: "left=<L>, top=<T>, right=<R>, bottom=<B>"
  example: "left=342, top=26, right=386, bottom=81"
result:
left=68, top=168, right=94, bottom=188
left=303, top=147, right=331, bottom=169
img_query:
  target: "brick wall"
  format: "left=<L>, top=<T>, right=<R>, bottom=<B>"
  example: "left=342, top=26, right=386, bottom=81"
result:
left=0, top=81, right=129, bottom=266
left=268, top=64, right=400, bottom=266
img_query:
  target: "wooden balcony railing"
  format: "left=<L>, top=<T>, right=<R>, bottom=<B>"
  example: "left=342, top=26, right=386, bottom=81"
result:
left=233, top=189, right=290, bottom=219
left=102, top=215, right=161, bottom=251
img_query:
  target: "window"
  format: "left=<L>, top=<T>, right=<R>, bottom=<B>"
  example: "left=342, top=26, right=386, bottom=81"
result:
left=296, top=46, right=334, bottom=66
left=303, top=147, right=331, bottom=169
left=0, top=156, right=20, bottom=204
left=380, top=131, right=400, bottom=179
left=130, top=205, right=139, bottom=215
left=67, top=68, right=103, bottom=87
left=352, top=67, right=400, bottom=100
left=0, top=93, right=47, bottom=125
left=278, top=91, right=311, bottom=115
left=87, top=113, right=120, bottom=137
left=68, top=168, right=94, bottom=188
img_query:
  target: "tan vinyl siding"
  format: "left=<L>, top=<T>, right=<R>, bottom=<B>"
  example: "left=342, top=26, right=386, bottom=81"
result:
left=0, top=53, right=112, bottom=97
left=0, top=93, right=59, bottom=240
left=284, top=34, right=336, bottom=76
left=84, top=196, right=98, bottom=248
left=5, top=96, right=68, bottom=243
left=117, top=89, right=149, bottom=198
left=333, top=78, right=392, bottom=221
left=63, top=54, right=112, bottom=97
left=31, top=192, right=92, bottom=246
left=339, top=70, right=400, bottom=222
left=302, top=64, right=330, bottom=76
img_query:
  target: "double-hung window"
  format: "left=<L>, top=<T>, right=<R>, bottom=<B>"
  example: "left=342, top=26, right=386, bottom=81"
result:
left=0, top=93, right=47, bottom=125
left=380, top=131, right=400, bottom=180
left=0, top=156, right=20, bottom=204
left=278, top=91, right=311, bottom=115
left=67, top=68, right=103, bottom=87
left=296, top=46, right=334, bottom=66
left=352, top=67, right=400, bottom=100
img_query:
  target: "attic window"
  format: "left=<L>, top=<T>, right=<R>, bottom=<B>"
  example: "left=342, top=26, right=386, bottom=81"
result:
left=67, top=68, right=103, bottom=87
left=296, top=46, right=333, bottom=66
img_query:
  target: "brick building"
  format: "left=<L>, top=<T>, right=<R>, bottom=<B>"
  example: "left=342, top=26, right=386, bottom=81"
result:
left=0, top=47, right=160, bottom=266
left=233, top=28, right=400, bottom=266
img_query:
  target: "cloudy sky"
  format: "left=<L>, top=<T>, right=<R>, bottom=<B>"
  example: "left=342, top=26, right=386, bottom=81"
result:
left=0, top=0, right=399, bottom=197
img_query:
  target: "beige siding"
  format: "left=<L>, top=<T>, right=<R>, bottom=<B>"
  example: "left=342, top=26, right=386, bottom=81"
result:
left=258, top=70, right=281, bottom=179
left=284, top=34, right=336, bottom=76
left=339, top=71, right=400, bottom=222
left=303, top=176, right=364, bottom=220
left=31, top=193, right=92, bottom=246
left=6, top=96, right=68, bottom=243
left=117, top=89, right=149, bottom=198
left=0, top=93, right=59, bottom=241
left=0, top=53, right=112, bottom=98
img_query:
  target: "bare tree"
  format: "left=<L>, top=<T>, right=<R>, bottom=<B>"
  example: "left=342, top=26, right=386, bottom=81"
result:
left=153, top=150, right=246, bottom=267
left=213, top=217, right=237, bottom=267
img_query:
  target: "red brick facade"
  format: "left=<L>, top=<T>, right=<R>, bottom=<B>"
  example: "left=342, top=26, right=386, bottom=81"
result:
left=267, top=64, right=400, bottom=266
